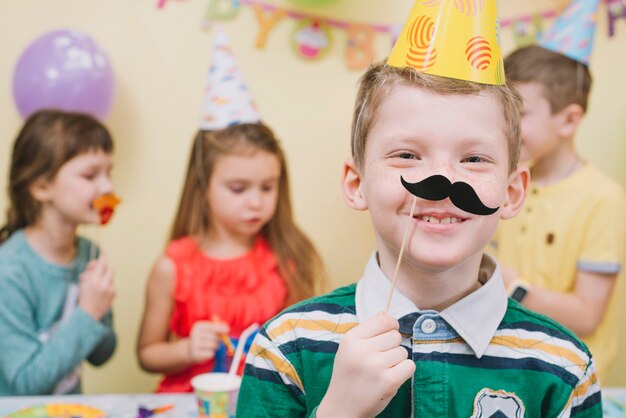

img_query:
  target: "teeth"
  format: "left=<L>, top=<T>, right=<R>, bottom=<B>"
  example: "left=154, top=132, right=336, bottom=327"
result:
left=420, top=216, right=459, bottom=224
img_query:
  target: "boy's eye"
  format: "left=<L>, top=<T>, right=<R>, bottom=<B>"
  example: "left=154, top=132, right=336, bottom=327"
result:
left=463, top=155, right=488, bottom=163
left=397, top=152, right=417, bottom=160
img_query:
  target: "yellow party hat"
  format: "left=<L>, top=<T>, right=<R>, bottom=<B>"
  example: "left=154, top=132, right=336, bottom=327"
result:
left=387, top=0, right=505, bottom=85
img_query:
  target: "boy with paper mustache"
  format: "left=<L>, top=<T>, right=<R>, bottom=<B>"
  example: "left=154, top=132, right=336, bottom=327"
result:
left=237, top=0, right=603, bottom=416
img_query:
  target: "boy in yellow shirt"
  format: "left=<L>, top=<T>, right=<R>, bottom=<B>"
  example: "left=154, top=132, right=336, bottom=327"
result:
left=491, top=0, right=626, bottom=381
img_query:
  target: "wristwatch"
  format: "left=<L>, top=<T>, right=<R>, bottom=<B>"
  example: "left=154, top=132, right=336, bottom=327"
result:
left=508, top=280, right=529, bottom=304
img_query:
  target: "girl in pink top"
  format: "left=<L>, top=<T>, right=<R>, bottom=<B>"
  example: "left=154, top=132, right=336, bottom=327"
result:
left=137, top=123, right=327, bottom=392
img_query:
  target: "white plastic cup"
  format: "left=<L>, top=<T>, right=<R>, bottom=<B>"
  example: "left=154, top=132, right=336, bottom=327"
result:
left=191, top=372, right=242, bottom=418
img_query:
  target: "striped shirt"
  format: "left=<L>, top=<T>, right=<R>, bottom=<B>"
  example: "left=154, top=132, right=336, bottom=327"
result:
left=238, top=253, right=602, bottom=417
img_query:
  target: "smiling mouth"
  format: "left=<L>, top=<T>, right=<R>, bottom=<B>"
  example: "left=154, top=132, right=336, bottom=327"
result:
left=417, top=215, right=463, bottom=224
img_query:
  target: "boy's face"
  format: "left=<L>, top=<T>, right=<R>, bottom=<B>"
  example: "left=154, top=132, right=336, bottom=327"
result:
left=343, top=85, right=527, bottom=275
left=516, top=82, right=564, bottom=163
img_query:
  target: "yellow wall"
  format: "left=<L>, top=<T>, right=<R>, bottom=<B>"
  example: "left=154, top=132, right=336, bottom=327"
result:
left=0, top=0, right=624, bottom=393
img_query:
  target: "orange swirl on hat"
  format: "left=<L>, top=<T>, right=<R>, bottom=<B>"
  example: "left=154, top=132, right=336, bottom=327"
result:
left=454, top=0, right=483, bottom=16
left=465, top=36, right=493, bottom=70
left=92, top=193, right=121, bottom=226
left=405, top=15, right=437, bottom=70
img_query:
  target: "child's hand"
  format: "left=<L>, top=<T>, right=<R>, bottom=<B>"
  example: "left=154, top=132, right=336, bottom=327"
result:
left=317, top=312, right=415, bottom=418
left=187, top=320, right=230, bottom=364
left=78, top=255, right=116, bottom=321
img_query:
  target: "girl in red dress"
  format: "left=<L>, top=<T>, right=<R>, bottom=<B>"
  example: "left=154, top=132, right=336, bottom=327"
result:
left=136, top=123, right=327, bottom=392
left=138, top=25, right=326, bottom=392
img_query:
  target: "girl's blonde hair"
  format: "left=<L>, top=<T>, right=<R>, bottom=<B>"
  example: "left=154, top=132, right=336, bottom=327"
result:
left=0, top=110, right=114, bottom=244
left=170, top=123, right=327, bottom=303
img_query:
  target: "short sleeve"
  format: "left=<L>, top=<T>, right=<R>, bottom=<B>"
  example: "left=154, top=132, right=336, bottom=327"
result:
left=578, top=191, right=626, bottom=274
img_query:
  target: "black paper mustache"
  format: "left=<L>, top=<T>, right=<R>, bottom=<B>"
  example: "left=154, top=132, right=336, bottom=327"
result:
left=400, top=174, right=499, bottom=216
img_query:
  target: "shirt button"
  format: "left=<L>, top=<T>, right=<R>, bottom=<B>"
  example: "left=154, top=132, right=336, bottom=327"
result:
left=421, top=319, right=436, bottom=334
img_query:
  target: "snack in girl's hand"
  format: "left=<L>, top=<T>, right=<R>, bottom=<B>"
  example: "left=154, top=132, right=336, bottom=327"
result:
left=92, top=193, right=121, bottom=225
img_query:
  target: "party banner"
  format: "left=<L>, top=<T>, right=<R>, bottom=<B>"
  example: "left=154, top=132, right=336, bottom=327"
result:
left=608, top=0, right=626, bottom=36
left=157, top=0, right=623, bottom=70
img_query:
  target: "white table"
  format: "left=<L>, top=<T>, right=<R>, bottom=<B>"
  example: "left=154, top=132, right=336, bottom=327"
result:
left=1, top=389, right=624, bottom=417
left=0, top=393, right=197, bottom=417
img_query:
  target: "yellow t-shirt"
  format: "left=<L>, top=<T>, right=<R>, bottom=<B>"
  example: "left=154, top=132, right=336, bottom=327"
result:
left=492, top=163, right=626, bottom=381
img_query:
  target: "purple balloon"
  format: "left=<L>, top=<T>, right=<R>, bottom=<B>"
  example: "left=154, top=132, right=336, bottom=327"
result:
left=12, top=29, right=115, bottom=121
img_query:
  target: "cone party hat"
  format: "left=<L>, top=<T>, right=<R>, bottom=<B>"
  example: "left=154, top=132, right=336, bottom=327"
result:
left=387, top=0, right=505, bottom=85
left=200, top=24, right=261, bottom=130
left=539, top=0, right=601, bottom=65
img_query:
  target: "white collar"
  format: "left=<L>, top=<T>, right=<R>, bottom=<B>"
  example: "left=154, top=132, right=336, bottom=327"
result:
left=355, top=252, right=507, bottom=358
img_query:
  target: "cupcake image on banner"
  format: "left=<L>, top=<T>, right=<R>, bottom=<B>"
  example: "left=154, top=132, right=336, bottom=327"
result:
left=292, top=19, right=333, bottom=60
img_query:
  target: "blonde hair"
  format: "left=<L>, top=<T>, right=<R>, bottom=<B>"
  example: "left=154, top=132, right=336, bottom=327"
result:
left=0, top=110, right=113, bottom=244
left=170, top=123, right=327, bottom=303
left=504, top=44, right=592, bottom=114
left=351, top=62, right=522, bottom=173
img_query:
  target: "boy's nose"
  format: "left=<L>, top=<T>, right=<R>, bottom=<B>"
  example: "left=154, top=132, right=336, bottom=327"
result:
left=428, top=162, right=457, bottom=181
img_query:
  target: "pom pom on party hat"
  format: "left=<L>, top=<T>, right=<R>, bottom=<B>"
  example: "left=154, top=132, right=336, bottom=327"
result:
left=387, top=0, right=505, bottom=85
left=200, top=24, right=261, bottom=130
left=539, top=0, right=601, bottom=65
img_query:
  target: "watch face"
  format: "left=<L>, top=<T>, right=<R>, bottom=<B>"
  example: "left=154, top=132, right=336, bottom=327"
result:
left=510, top=286, right=528, bottom=303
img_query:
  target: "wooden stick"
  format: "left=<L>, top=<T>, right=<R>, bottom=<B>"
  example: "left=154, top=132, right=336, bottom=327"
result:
left=384, top=196, right=417, bottom=314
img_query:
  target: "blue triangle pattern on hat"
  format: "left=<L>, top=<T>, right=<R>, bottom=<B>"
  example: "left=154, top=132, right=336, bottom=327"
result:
left=200, top=24, right=261, bottom=130
left=539, top=0, right=601, bottom=65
